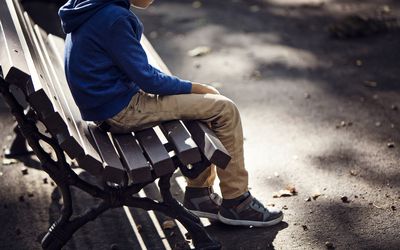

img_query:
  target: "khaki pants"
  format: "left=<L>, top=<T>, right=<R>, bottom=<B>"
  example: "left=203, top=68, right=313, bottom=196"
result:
left=106, top=92, right=248, bottom=199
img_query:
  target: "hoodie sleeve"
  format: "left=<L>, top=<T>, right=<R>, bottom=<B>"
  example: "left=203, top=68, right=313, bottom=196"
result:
left=105, top=15, right=192, bottom=95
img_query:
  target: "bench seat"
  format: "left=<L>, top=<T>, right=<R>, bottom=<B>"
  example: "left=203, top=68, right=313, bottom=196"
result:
left=0, top=0, right=231, bottom=186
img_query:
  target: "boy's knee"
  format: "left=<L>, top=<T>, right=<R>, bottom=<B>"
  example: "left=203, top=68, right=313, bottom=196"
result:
left=216, top=96, right=239, bottom=116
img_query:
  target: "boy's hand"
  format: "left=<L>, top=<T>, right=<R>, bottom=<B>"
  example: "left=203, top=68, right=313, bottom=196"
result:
left=191, top=82, right=220, bottom=95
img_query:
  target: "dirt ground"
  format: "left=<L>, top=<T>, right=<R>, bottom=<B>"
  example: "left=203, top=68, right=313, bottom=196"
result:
left=1, top=0, right=400, bottom=249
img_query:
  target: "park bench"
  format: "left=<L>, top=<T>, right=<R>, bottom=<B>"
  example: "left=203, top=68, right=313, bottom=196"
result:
left=0, top=0, right=231, bottom=249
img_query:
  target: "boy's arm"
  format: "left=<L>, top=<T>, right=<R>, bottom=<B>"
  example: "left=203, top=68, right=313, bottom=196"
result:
left=106, top=16, right=192, bottom=95
left=152, top=67, right=220, bottom=95
left=191, top=82, right=220, bottom=95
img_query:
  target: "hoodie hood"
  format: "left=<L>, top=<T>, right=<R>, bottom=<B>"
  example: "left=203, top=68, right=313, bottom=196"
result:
left=59, top=0, right=130, bottom=33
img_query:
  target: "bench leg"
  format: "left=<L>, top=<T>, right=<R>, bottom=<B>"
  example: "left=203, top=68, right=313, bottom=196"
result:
left=158, top=175, right=221, bottom=250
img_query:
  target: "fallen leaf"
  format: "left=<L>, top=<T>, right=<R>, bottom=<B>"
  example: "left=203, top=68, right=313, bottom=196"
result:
left=287, top=185, right=297, bottom=194
left=2, top=158, right=17, bottom=165
left=162, top=220, right=176, bottom=229
left=381, top=5, right=391, bottom=13
left=325, top=241, right=335, bottom=249
left=312, top=193, right=321, bottom=200
left=349, top=170, right=358, bottom=176
left=187, top=46, right=211, bottom=57
left=192, top=1, right=202, bottom=9
left=387, top=142, right=395, bottom=148
left=372, top=203, right=383, bottom=209
left=302, top=225, right=308, bottom=231
left=340, top=196, right=349, bottom=203
left=273, top=190, right=291, bottom=198
left=364, top=80, right=377, bottom=88
left=273, top=186, right=297, bottom=198
left=21, top=167, right=29, bottom=175
left=250, top=70, right=262, bottom=80
left=305, top=197, right=312, bottom=202
left=249, top=5, right=260, bottom=12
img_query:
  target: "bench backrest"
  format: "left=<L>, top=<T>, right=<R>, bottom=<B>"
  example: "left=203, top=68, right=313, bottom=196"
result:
left=0, top=0, right=231, bottom=186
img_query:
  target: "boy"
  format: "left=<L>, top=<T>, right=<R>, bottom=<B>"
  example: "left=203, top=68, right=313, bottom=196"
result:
left=59, top=0, right=283, bottom=227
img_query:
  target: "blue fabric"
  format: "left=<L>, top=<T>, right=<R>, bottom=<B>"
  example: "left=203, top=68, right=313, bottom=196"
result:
left=58, top=0, right=192, bottom=121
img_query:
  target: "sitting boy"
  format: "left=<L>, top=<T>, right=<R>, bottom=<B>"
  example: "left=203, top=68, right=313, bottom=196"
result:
left=58, top=0, right=283, bottom=227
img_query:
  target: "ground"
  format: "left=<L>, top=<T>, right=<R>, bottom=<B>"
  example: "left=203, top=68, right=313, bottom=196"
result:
left=0, top=0, right=399, bottom=249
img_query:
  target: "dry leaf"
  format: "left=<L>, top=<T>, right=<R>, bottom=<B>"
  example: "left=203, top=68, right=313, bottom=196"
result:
left=162, top=220, right=176, bottom=229
left=349, top=170, right=358, bottom=176
left=364, top=80, right=377, bottom=87
left=387, top=142, right=395, bottom=148
left=312, top=192, right=321, bottom=200
left=2, top=157, right=17, bottom=165
left=249, top=5, right=260, bottom=13
left=188, top=46, right=211, bottom=57
left=273, top=185, right=297, bottom=198
left=192, top=1, right=202, bottom=9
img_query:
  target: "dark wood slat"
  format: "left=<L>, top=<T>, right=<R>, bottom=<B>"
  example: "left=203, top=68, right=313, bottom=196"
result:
left=27, top=88, right=53, bottom=119
left=184, top=121, right=231, bottom=169
left=135, top=128, right=175, bottom=177
left=160, top=120, right=201, bottom=165
left=0, top=0, right=30, bottom=88
left=88, top=124, right=127, bottom=185
left=42, top=112, right=83, bottom=159
left=112, top=134, right=152, bottom=184
left=30, top=22, right=105, bottom=177
left=8, top=0, right=51, bottom=96
left=45, top=32, right=105, bottom=165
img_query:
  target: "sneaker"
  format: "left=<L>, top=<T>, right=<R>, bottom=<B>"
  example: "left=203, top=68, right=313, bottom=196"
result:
left=218, top=192, right=283, bottom=227
left=183, top=187, right=222, bottom=220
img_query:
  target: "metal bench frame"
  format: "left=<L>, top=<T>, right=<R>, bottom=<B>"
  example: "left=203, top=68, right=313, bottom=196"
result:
left=0, top=0, right=230, bottom=249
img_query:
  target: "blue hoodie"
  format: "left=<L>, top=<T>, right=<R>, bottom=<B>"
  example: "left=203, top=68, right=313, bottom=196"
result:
left=58, top=0, right=192, bottom=121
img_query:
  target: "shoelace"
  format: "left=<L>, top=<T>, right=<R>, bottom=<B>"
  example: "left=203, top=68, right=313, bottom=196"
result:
left=250, top=198, right=267, bottom=213
left=210, top=193, right=222, bottom=206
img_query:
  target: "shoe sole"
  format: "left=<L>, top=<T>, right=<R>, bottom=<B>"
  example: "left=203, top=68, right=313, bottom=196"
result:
left=189, top=210, right=219, bottom=220
left=218, top=213, right=284, bottom=227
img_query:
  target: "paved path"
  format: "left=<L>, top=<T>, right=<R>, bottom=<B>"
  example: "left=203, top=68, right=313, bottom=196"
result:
left=0, top=0, right=399, bottom=249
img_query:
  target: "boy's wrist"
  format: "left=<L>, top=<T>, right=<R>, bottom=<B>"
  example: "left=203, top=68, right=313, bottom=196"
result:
left=191, top=82, right=220, bottom=95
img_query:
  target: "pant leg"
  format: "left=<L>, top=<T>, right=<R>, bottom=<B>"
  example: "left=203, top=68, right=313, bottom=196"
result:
left=107, top=92, right=248, bottom=199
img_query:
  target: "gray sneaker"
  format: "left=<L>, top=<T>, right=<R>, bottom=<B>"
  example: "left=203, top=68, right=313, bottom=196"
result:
left=183, top=187, right=222, bottom=220
left=218, top=193, right=283, bottom=227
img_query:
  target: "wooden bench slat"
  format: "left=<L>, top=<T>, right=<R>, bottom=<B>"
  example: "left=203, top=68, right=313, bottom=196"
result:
left=135, top=128, right=175, bottom=177
left=26, top=88, right=54, bottom=119
left=29, top=22, right=105, bottom=176
left=184, top=121, right=231, bottom=169
left=88, top=124, right=127, bottom=185
left=112, top=134, right=152, bottom=184
left=0, top=0, right=31, bottom=89
left=160, top=120, right=201, bottom=165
